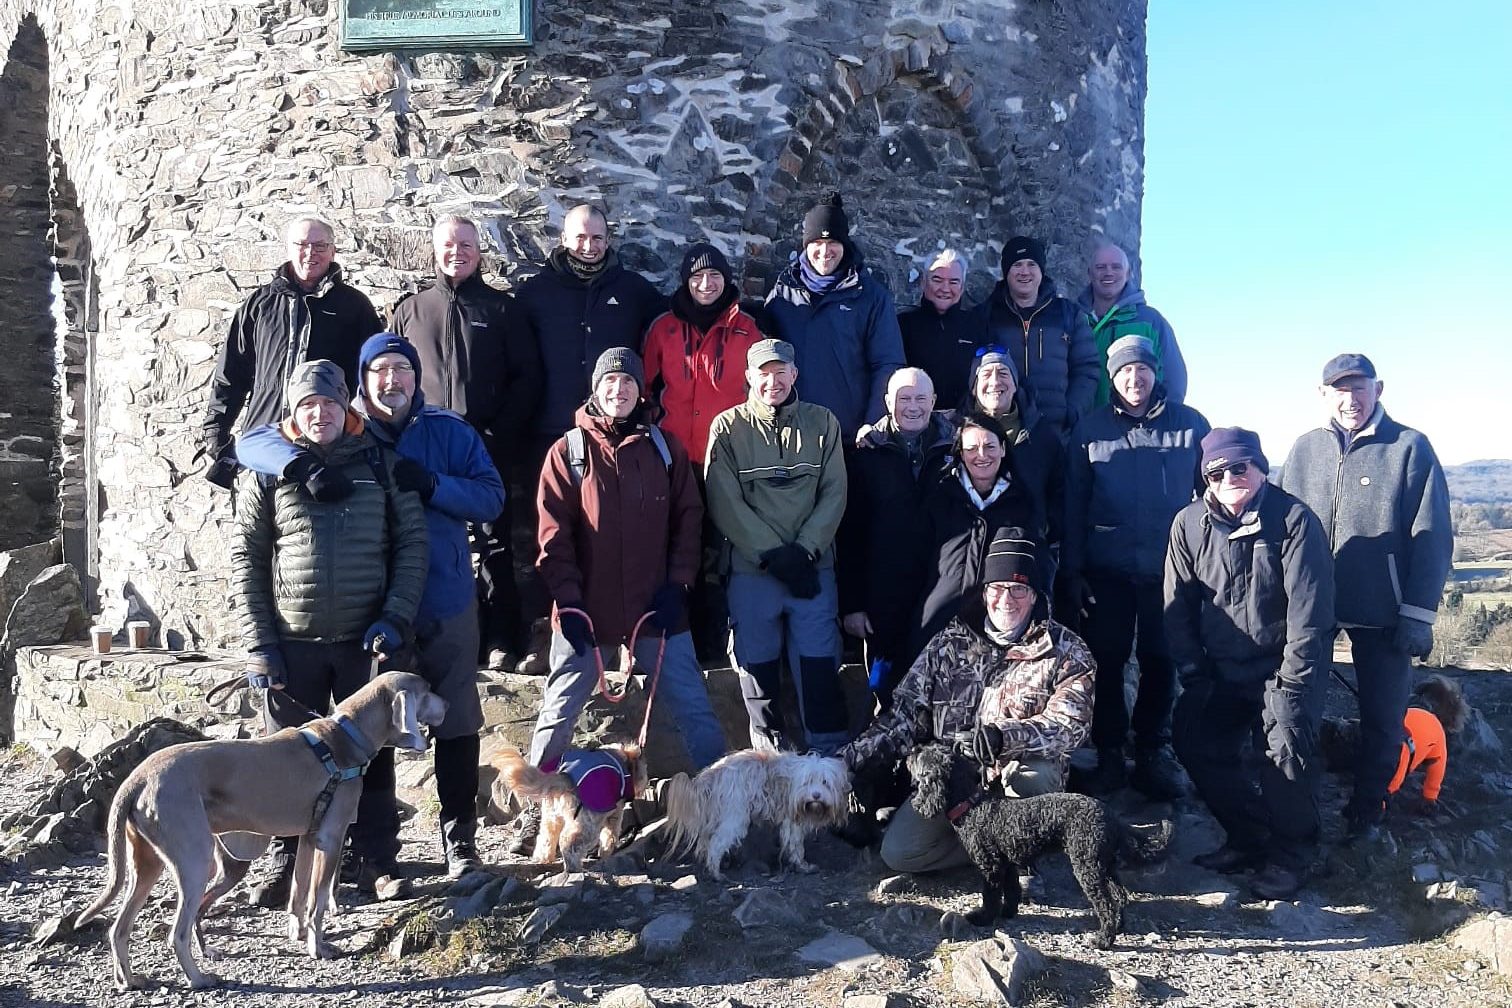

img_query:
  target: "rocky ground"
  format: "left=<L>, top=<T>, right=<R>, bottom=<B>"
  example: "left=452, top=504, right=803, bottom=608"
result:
left=4, top=667, right=1512, bottom=1007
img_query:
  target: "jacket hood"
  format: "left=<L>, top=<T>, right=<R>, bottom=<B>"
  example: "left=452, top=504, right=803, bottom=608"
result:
left=547, top=246, right=623, bottom=286
left=279, top=408, right=367, bottom=451
left=274, top=261, right=345, bottom=297
left=1076, top=282, right=1147, bottom=317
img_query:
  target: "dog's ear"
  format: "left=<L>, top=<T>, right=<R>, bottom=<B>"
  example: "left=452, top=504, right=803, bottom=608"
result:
left=392, top=689, right=428, bottom=751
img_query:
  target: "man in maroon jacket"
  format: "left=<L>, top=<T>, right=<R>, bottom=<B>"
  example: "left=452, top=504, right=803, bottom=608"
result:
left=508, top=347, right=728, bottom=850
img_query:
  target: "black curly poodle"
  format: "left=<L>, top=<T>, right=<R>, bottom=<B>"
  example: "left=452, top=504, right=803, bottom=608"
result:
left=906, top=743, right=1164, bottom=949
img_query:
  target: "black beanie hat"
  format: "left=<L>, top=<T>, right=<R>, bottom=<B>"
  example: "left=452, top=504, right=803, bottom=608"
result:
left=680, top=242, right=734, bottom=285
left=1001, top=235, right=1046, bottom=276
left=981, top=527, right=1044, bottom=592
left=591, top=346, right=645, bottom=392
left=802, top=191, right=850, bottom=246
left=286, top=359, right=349, bottom=411
left=1200, top=426, right=1269, bottom=476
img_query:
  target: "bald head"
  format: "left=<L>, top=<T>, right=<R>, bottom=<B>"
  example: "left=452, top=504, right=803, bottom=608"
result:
left=1088, top=241, right=1131, bottom=311
left=886, top=367, right=936, bottom=433
left=562, top=204, right=609, bottom=264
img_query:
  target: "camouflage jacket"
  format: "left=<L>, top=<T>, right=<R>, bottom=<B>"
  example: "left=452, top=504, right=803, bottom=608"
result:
left=843, top=617, right=1095, bottom=774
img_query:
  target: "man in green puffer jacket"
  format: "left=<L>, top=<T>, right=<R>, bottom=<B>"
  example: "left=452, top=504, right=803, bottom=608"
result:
left=231, top=359, right=428, bottom=908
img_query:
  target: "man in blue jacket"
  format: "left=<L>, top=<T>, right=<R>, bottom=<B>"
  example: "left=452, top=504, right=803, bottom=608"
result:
left=239, top=332, right=506, bottom=881
left=762, top=192, right=905, bottom=438
left=1279, top=353, right=1452, bottom=842
left=1062, top=335, right=1209, bottom=799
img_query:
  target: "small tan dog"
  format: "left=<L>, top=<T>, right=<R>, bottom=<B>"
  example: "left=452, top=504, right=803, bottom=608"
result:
left=492, top=744, right=646, bottom=872
left=76, top=671, right=447, bottom=990
left=663, top=749, right=850, bottom=879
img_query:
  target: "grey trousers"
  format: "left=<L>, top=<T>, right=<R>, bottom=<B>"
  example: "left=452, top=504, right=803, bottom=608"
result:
left=880, top=757, right=1064, bottom=874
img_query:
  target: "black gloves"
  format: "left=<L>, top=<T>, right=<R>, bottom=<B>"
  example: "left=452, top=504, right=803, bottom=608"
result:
left=393, top=457, right=438, bottom=501
left=760, top=543, right=820, bottom=599
left=971, top=724, right=1005, bottom=766
left=205, top=456, right=239, bottom=490
left=1056, top=572, right=1096, bottom=624
left=247, top=648, right=288, bottom=689
left=649, top=583, right=687, bottom=633
left=286, top=450, right=353, bottom=503
left=1394, top=616, right=1434, bottom=660
left=559, top=610, right=596, bottom=657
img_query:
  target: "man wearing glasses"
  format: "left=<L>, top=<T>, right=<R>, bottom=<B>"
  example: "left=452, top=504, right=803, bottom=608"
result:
left=1279, top=353, right=1452, bottom=843
left=202, top=216, right=382, bottom=489
left=1165, top=427, right=1334, bottom=900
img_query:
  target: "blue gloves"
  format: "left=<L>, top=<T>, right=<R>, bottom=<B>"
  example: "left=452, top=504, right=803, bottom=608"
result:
left=558, top=610, right=596, bottom=657
left=247, top=648, right=287, bottom=690
left=1395, top=616, right=1434, bottom=660
left=364, top=618, right=406, bottom=656
left=649, top=583, right=687, bottom=633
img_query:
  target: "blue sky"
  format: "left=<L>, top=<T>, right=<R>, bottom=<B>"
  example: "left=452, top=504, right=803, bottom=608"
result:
left=1143, top=2, right=1511, bottom=466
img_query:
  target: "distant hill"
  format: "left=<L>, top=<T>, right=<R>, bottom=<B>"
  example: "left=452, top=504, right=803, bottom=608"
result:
left=1447, top=459, right=1512, bottom=504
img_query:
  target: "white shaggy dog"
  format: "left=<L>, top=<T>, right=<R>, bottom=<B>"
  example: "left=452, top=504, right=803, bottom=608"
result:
left=662, top=749, right=850, bottom=878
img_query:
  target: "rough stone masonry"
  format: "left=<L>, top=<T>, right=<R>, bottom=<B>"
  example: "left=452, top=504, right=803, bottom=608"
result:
left=0, top=0, right=1147, bottom=651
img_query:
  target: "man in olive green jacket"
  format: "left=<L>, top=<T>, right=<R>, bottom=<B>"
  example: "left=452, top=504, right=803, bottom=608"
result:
left=231, top=359, right=428, bottom=907
left=705, top=338, right=848, bottom=753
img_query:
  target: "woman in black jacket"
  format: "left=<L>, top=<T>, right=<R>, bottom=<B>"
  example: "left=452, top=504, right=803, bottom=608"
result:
left=913, top=413, right=1040, bottom=655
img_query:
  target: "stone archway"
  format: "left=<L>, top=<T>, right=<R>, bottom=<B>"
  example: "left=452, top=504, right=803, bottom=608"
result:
left=739, top=33, right=1014, bottom=300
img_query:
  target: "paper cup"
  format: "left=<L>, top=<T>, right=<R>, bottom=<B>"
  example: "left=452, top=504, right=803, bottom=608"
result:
left=91, top=626, right=113, bottom=655
left=127, top=621, right=151, bottom=649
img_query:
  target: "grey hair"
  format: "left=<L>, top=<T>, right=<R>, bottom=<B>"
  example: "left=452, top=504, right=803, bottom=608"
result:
left=925, top=247, right=967, bottom=276
left=1089, top=239, right=1130, bottom=270
left=286, top=216, right=335, bottom=242
left=432, top=215, right=481, bottom=243
left=888, top=366, right=936, bottom=395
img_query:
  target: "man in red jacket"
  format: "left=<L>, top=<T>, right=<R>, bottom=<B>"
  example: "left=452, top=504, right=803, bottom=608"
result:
left=509, top=347, right=727, bottom=851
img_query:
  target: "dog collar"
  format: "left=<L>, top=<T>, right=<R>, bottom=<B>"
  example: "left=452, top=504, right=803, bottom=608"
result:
left=300, top=727, right=369, bottom=782
left=334, top=713, right=379, bottom=763
left=946, top=788, right=988, bottom=823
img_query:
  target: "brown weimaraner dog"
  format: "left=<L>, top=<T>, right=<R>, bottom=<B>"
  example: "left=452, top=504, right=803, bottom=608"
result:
left=77, top=671, right=448, bottom=990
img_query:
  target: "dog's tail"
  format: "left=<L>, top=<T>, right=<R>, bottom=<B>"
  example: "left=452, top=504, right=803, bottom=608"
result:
left=490, top=746, right=576, bottom=802
left=1117, top=817, right=1174, bottom=867
left=1414, top=674, right=1470, bottom=734
left=75, top=775, right=146, bottom=927
left=660, top=771, right=703, bottom=860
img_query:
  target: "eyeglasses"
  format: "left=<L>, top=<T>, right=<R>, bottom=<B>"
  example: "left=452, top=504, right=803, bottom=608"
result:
left=1204, top=461, right=1252, bottom=483
left=291, top=241, right=334, bottom=253
left=985, top=582, right=1033, bottom=600
left=975, top=344, right=1009, bottom=359
left=368, top=363, right=414, bottom=377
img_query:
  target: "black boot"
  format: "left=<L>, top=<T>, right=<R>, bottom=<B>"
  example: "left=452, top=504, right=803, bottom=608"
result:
left=1084, top=747, right=1127, bottom=794
left=1130, top=746, right=1185, bottom=801
left=442, top=818, right=483, bottom=878
left=248, top=846, right=296, bottom=909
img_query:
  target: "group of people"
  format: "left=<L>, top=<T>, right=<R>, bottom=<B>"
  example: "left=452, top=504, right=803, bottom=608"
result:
left=206, top=192, right=1452, bottom=906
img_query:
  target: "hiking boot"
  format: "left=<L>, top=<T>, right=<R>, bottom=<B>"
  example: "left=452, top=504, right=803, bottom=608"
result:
left=1250, top=864, right=1306, bottom=900
left=483, top=648, right=517, bottom=673
left=1130, top=746, right=1185, bottom=802
left=1084, top=748, right=1127, bottom=795
left=1193, top=845, right=1265, bottom=875
left=356, top=859, right=412, bottom=901
left=504, top=803, right=541, bottom=858
left=340, top=846, right=363, bottom=886
left=1343, top=815, right=1382, bottom=847
left=248, top=852, right=295, bottom=909
left=514, top=619, right=552, bottom=676
left=443, top=818, right=484, bottom=878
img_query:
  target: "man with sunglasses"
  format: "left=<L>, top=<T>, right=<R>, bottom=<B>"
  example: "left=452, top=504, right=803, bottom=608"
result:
left=1165, top=427, right=1334, bottom=900
left=1278, top=353, right=1452, bottom=843
left=202, top=216, right=382, bottom=489
left=1061, top=335, right=1209, bottom=799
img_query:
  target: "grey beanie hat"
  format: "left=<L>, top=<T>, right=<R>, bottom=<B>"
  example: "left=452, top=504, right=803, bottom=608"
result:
left=591, top=346, right=644, bottom=391
left=1105, top=334, right=1159, bottom=379
left=286, top=359, right=349, bottom=411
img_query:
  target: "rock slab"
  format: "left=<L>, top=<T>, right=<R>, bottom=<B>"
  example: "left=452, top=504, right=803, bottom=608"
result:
left=952, top=936, right=1045, bottom=1006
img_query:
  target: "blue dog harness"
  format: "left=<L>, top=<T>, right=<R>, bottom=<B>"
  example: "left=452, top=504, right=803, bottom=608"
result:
left=299, top=714, right=378, bottom=833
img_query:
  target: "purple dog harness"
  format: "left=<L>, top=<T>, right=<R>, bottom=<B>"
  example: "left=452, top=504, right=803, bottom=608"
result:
left=541, top=749, right=635, bottom=814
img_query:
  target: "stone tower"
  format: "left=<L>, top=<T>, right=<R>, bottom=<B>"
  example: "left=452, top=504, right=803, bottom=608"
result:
left=0, top=0, right=1149, bottom=648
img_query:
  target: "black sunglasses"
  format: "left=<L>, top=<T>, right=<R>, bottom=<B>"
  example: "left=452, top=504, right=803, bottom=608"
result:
left=1204, top=461, right=1252, bottom=483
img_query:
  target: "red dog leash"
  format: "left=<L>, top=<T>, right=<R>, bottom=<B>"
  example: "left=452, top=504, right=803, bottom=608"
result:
left=553, top=608, right=668, bottom=748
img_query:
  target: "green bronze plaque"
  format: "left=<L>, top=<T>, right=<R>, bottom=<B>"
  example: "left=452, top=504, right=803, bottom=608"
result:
left=341, top=0, right=532, bottom=50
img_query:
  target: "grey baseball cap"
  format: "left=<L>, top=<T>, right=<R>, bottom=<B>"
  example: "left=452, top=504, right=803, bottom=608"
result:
left=747, top=338, right=796, bottom=369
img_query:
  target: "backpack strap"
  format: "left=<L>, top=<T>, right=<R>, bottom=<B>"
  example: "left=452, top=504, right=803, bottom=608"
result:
left=566, top=425, right=671, bottom=485
left=647, top=425, right=673, bottom=470
left=365, top=445, right=392, bottom=489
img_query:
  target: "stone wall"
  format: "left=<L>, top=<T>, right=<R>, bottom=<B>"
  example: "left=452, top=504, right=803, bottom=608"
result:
left=0, top=0, right=1148, bottom=649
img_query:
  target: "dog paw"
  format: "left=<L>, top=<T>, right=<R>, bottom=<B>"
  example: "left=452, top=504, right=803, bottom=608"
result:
left=309, top=936, right=341, bottom=959
left=1094, top=933, right=1117, bottom=951
left=792, top=860, right=819, bottom=875
left=965, top=908, right=996, bottom=927
left=201, top=943, right=226, bottom=962
left=188, top=971, right=222, bottom=990
left=114, top=973, right=145, bottom=992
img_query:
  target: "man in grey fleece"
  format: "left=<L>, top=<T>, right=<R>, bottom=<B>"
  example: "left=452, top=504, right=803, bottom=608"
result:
left=1279, top=353, right=1452, bottom=841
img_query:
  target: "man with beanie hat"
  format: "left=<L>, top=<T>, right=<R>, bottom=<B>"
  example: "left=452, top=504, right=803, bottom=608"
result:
left=984, top=235, right=1099, bottom=435
left=390, top=215, right=543, bottom=673
left=899, top=249, right=989, bottom=409
left=1166, top=427, right=1334, bottom=900
left=231, top=357, right=428, bottom=906
left=521, top=346, right=726, bottom=846
left=840, top=526, right=1095, bottom=874
left=706, top=338, right=850, bottom=753
left=202, top=217, right=382, bottom=489
left=1075, top=240, right=1188, bottom=407
left=509, top=204, right=666, bottom=674
left=1062, top=334, right=1210, bottom=799
left=1279, top=353, right=1452, bottom=843
left=238, top=334, right=505, bottom=882
left=762, top=192, right=906, bottom=438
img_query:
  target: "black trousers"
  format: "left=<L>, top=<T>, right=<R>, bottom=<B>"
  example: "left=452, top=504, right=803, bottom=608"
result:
left=1081, top=573, right=1176, bottom=751
left=1339, top=626, right=1413, bottom=822
left=1173, top=674, right=1320, bottom=871
left=265, top=639, right=399, bottom=864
